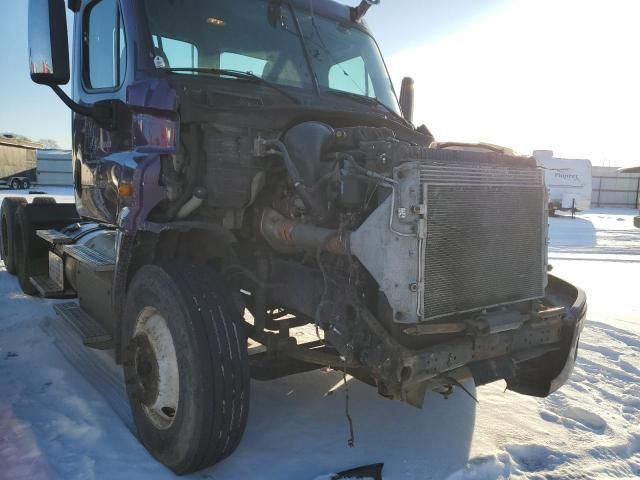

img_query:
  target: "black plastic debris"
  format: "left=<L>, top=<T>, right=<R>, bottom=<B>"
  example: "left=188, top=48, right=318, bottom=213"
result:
left=332, top=463, right=384, bottom=480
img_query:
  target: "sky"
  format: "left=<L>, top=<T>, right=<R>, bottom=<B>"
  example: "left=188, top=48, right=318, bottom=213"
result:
left=0, top=0, right=638, bottom=167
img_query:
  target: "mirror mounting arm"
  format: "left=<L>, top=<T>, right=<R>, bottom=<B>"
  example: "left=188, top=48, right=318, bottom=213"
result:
left=50, top=85, right=128, bottom=131
left=50, top=85, right=92, bottom=117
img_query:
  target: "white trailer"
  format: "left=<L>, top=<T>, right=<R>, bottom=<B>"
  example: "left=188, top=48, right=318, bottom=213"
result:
left=534, top=150, right=593, bottom=215
left=36, top=149, right=73, bottom=186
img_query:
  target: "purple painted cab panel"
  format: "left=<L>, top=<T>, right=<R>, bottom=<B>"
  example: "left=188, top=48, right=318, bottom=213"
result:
left=71, top=0, right=178, bottom=230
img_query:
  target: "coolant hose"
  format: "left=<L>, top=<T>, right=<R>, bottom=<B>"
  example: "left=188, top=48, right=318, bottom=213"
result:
left=176, top=186, right=207, bottom=219
left=264, top=140, right=327, bottom=221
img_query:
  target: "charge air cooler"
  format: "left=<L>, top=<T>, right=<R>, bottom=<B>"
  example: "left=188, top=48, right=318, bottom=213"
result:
left=350, top=149, right=548, bottom=323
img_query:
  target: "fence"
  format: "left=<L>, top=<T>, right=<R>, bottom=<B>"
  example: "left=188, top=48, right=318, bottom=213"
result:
left=591, top=166, right=640, bottom=208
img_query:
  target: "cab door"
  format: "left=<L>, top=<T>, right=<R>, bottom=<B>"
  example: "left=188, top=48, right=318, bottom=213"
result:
left=73, top=0, right=129, bottom=224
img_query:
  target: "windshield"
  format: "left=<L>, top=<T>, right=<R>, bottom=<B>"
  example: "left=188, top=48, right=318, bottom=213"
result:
left=293, top=8, right=401, bottom=115
left=142, top=0, right=400, bottom=114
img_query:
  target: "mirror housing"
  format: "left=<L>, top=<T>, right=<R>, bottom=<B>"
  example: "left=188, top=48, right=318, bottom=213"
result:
left=68, top=0, right=81, bottom=12
left=28, top=0, right=127, bottom=131
left=399, top=77, right=415, bottom=123
left=28, top=0, right=70, bottom=86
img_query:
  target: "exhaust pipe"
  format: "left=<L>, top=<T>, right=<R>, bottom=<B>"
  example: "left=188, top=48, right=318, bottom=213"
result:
left=260, top=209, right=350, bottom=255
left=399, top=77, right=415, bottom=123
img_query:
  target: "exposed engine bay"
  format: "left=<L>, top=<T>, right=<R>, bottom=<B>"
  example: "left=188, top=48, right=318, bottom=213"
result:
left=151, top=94, right=571, bottom=406
left=19, top=0, right=588, bottom=472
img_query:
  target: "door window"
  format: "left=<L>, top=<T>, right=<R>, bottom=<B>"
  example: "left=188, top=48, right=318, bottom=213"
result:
left=153, top=35, right=198, bottom=69
left=85, top=0, right=126, bottom=89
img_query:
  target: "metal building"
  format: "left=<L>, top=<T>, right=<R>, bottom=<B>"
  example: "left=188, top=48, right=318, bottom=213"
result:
left=591, top=166, right=640, bottom=209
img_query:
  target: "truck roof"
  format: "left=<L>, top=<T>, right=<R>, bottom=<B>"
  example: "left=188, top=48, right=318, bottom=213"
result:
left=274, top=0, right=373, bottom=33
left=37, top=149, right=72, bottom=160
left=139, top=0, right=372, bottom=36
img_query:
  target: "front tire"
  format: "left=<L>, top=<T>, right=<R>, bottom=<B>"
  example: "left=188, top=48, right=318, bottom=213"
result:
left=122, top=263, right=250, bottom=474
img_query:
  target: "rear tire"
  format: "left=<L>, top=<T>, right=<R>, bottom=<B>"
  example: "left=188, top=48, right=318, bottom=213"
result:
left=0, top=197, right=27, bottom=274
left=22, top=180, right=31, bottom=190
left=32, top=196, right=56, bottom=205
left=14, top=204, right=48, bottom=295
left=122, top=263, right=250, bottom=474
left=10, top=179, right=21, bottom=190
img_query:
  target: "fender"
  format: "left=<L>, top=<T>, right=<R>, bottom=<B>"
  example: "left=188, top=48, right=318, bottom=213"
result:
left=111, top=219, right=238, bottom=361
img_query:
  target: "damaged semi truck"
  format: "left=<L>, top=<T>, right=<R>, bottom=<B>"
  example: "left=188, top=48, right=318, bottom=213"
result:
left=8, top=0, right=587, bottom=473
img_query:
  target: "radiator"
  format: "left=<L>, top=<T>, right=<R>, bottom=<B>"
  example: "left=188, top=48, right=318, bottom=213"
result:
left=419, top=158, right=546, bottom=320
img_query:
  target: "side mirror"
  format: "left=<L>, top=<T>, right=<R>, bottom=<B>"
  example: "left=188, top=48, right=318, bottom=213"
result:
left=28, top=0, right=70, bottom=86
left=399, top=77, right=414, bottom=123
left=28, top=0, right=126, bottom=130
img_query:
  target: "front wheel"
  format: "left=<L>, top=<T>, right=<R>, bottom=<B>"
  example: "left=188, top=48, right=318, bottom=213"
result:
left=122, top=263, right=250, bottom=474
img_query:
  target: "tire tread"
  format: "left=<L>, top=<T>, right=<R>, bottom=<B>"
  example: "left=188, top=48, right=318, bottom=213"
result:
left=1, top=197, right=27, bottom=274
left=124, top=263, right=249, bottom=474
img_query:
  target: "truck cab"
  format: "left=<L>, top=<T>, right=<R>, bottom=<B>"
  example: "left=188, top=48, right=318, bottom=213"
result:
left=3, top=0, right=587, bottom=473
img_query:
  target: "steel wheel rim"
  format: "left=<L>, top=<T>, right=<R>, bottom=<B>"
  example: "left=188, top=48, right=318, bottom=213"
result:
left=134, top=307, right=180, bottom=430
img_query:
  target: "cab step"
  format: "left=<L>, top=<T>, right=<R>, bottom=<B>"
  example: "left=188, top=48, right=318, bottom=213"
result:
left=29, top=275, right=75, bottom=299
left=36, top=229, right=74, bottom=245
left=62, top=244, right=115, bottom=272
left=54, top=302, right=113, bottom=350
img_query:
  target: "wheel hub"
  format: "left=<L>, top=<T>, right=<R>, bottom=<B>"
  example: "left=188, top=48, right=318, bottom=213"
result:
left=132, top=307, right=180, bottom=430
left=132, top=335, right=160, bottom=406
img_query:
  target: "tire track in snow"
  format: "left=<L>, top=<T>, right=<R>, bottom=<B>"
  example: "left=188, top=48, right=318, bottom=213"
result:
left=41, top=318, right=134, bottom=432
left=450, top=319, right=640, bottom=479
left=516, top=321, right=639, bottom=478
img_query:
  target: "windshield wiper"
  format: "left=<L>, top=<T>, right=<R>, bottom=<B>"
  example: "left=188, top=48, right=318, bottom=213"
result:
left=328, top=90, right=411, bottom=127
left=163, top=68, right=302, bottom=105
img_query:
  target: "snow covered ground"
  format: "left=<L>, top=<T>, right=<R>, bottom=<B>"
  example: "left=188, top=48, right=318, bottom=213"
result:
left=462, top=210, right=640, bottom=479
left=0, top=187, right=638, bottom=479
